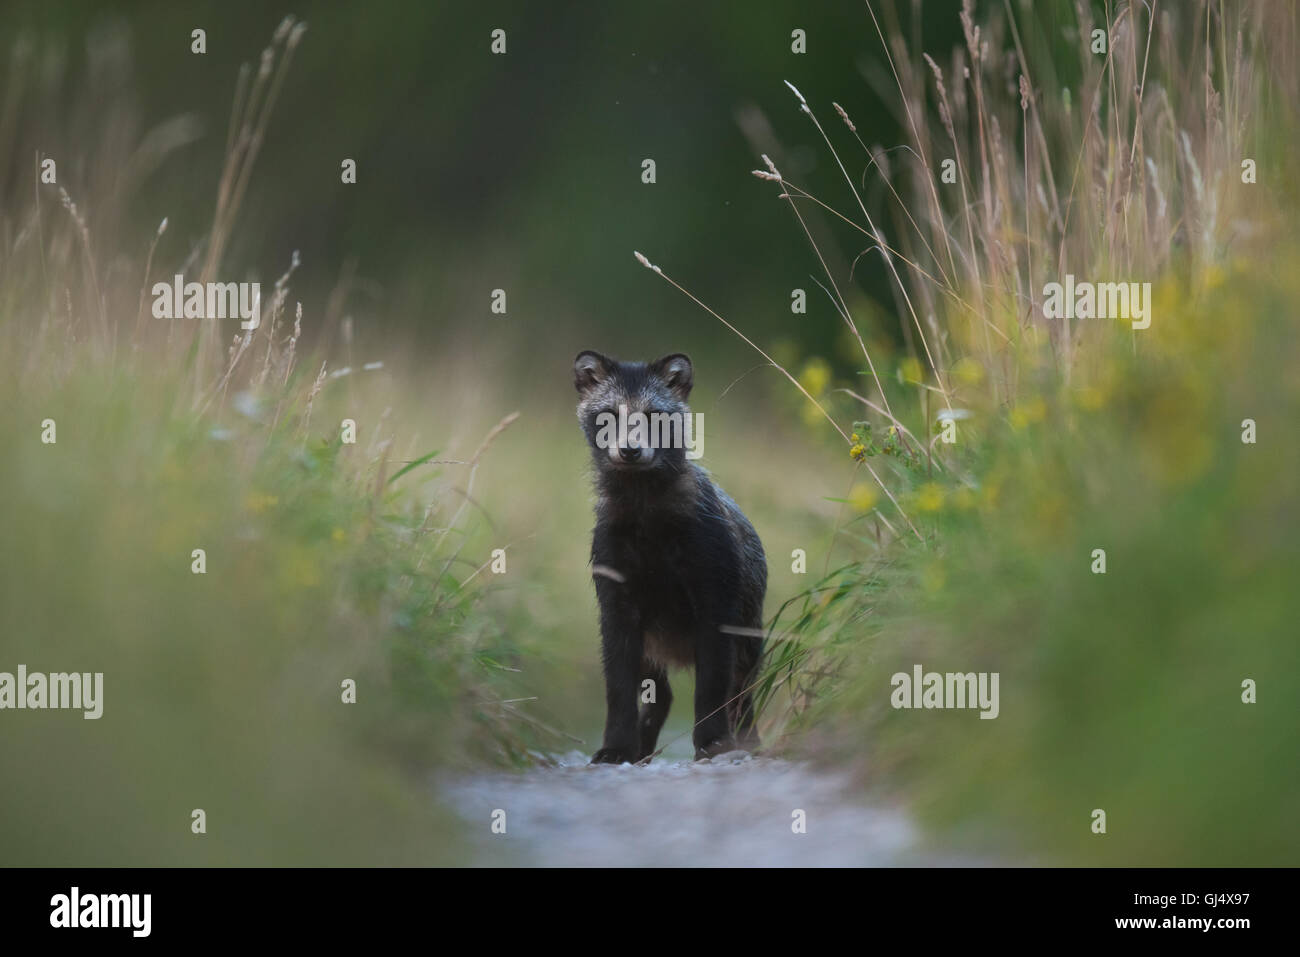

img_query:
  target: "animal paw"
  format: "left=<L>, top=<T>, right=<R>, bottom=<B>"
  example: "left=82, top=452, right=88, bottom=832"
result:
left=693, top=737, right=735, bottom=761
left=590, top=746, right=638, bottom=765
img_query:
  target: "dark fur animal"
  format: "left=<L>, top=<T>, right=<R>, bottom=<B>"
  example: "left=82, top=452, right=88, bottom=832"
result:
left=573, top=350, right=767, bottom=763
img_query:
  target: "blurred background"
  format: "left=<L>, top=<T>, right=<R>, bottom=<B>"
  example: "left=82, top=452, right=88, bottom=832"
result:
left=1, top=0, right=976, bottom=369
left=1, top=0, right=1296, bottom=866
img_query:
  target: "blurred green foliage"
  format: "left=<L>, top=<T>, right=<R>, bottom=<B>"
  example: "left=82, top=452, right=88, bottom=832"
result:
left=3, top=0, right=1297, bottom=867
left=0, top=0, right=973, bottom=371
left=0, top=345, right=542, bottom=863
left=769, top=259, right=1300, bottom=865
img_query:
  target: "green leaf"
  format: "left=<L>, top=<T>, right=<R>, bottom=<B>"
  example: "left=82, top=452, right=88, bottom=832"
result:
left=387, top=448, right=442, bottom=486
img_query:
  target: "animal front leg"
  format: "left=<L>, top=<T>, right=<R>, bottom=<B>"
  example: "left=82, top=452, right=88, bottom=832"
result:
left=731, top=632, right=763, bottom=751
left=590, top=582, right=643, bottom=764
left=692, top=627, right=737, bottom=759
left=637, top=665, right=672, bottom=761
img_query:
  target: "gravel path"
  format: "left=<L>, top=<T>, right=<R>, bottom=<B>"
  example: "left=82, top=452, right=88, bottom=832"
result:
left=442, top=750, right=941, bottom=867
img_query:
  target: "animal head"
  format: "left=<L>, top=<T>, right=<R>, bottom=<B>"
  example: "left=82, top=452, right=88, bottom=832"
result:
left=573, top=350, right=695, bottom=474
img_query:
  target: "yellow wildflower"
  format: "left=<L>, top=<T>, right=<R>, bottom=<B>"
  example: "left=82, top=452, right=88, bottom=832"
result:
left=915, top=482, right=945, bottom=512
left=848, top=484, right=878, bottom=513
left=952, top=356, right=984, bottom=387
left=244, top=491, right=279, bottom=514
left=798, top=358, right=832, bottom=397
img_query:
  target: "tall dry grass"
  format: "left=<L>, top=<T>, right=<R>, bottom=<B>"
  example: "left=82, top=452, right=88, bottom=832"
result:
left=638, top=0, right=1300, bottom=863
left=0, top=16, right=553, bottom=865
left=647, top=0, right=1293, bottom=526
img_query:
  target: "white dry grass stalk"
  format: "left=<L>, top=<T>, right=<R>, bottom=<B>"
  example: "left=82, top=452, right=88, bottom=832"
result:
left=424, top=411, right=521, bottom=590
left=301, top=361, right=328, bottom=437
left=755, top=149, right=905, bottom=429
left=193, top=18, right=307, bottom=389
left=57, top=187, right=105, bottom=341
left=632, top=250, right=923, bottom=542
left=640, top=1, right=1292, bottom=554
left=132, top=216, right=168, bottom=345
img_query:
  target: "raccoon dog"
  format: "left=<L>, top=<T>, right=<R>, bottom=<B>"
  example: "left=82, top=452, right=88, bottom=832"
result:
left=573, top=350, right=766, bottom=764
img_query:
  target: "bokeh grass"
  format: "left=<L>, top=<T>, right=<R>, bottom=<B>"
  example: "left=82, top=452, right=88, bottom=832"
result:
left=0, top=13, right=854, bottom=864
left=0, top=318, right=564, bottom=862
left=0, top=18, right=551, bottom=865
left=4, top=2, right=1297, bottom=869
left=738, top=0, right=1300, bottom=864
left=772, top=259, right=1300, bottom=864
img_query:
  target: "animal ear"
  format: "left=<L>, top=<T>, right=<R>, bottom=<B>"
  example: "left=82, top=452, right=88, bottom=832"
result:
left=574, top=350, right=614, bottom=395
left=651, top=353, right=693, bottom=399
